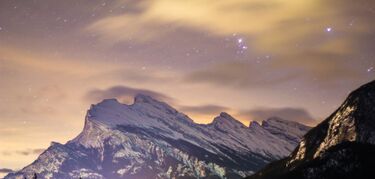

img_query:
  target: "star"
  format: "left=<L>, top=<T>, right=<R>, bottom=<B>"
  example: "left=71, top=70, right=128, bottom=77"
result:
left=368, top=67, right=374, bottom=72
left=349, top=20, right=355, bottom=27
left=326, top=27, right=333, bottom=32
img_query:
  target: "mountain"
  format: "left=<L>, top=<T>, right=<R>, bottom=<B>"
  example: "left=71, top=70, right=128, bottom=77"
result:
left=247, top=80, right=375, bottom=179
left=5, top=95, right=310, bottom=179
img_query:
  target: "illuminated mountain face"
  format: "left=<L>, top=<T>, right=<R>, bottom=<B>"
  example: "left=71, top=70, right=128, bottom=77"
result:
left=247, top=80, right=375, bottom=179
left=6, top=95, right=309, bottom=179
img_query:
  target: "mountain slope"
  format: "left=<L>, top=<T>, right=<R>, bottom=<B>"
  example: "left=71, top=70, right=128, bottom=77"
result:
left=247, top=80, right=375, bottom=179
left=6, top=95, right=310, bottom=179
left=261, top=117, right=311, bottom=145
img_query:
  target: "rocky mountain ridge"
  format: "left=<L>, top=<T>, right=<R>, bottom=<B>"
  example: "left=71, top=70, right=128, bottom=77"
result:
left=6, top=95, right=310, bottom=179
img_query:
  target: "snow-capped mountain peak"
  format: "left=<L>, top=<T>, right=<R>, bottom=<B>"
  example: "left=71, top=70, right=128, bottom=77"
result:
left=6, top=95, right=311, bottom=179
left=98, top=98, right=121, bottom=105
left=211, top=112, right=246, bottom=129
left=133, top=94, right=178, bottom=114
left=134, top=94, right=155, bottom=103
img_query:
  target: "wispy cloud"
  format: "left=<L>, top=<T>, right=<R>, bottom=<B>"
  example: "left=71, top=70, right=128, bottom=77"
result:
left=185, top=60, right=364, bottom=89
left=87, top=0, right=370, bottom=88
left=87, top=0, right=332, bottom=44
left=15, top=148, right=45, bottom=156
left=184, top=62, right=296, bottom=88
left=85, top=85, right=174, bottom=104
left=0, top=168, right=13, bottom=173
left=2, top=148, right=44, bottom=156
left=238, top=107, right=317, bottom=126
left=86, top=0, right=371, bottom=56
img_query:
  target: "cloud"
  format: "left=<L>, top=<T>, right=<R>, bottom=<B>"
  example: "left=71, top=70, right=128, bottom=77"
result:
left=1, top=151, right=12, bottom=156
left=15, top=148, right=45, bottom=156
left=179, top=105, right=230, bottom=116
left=238, top=107, right=317, bottom=126
left=185, top=59, right=364, bottom=89
left=87, top=0, right=325, bottom=44
left=0, top=168, right=13, bottom=173
left=87, top=0, right=369, bottom=87
left=185, top=62, right=298, bottom=88
left=0, top=46, right=107, bottom=76
left=2, top=148, right=44, bottom=156
left=15, top=85, right=66, bottom=115
left=86, top=0, right=371, bottom=54
left=85, top=85, right=174, bottom=104
left=271, top=51, right=363, bottom=85
left=98, top=68, right=179, bottom=84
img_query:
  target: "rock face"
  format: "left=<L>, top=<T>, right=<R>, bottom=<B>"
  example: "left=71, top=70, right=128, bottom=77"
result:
left=5, top=95, right=310, bottom=179
left=247, top=80, right=375, bottom=179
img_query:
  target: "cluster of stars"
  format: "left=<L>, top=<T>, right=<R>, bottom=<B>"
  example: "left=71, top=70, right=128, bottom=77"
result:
left=230, top=33, right=248, bottom=54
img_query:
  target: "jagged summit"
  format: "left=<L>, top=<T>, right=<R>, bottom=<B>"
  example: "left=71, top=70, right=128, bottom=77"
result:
left=134, top=94, right=160, bottom=103
left=219, top=112, right=233, bottom=118
left=133, top=94, right=174, bottom=110
left=249, top=121, right=261, bottom=128
left=94, top=94, right=173, bottom=110
left=132, top=94, right=180, bottom=117
left=85, top=94, right=185, bottom=128
left=99, top=98, right=120, bottom=104
left=93, top=94, right=175, bottom=112
left=211, top=112, right=246, bottom=128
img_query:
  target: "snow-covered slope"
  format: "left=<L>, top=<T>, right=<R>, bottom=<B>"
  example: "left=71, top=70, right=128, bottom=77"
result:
left=247, top=80, right=375, bottom=179
left=6, top=95, right=310, bottom=179
left=261, top=117, right=311, bottom=145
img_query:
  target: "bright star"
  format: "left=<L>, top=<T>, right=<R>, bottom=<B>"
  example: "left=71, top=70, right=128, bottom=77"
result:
left=326, top=27, right=333, bottom=32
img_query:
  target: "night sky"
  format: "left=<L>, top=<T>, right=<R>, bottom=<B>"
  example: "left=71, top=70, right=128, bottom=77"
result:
left=0, top=0, right=374, bottom=173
